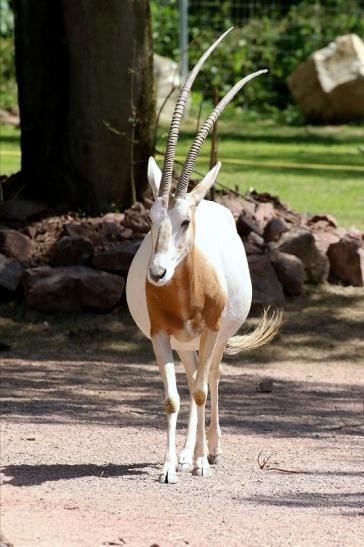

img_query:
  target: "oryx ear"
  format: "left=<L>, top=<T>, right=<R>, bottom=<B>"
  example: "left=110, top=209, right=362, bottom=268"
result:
left=147, top=157, right=162, bottom=199
left=189, top=162, right=221, bottom=206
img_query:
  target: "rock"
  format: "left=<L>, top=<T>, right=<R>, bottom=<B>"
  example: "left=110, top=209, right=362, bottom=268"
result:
left=242, top=232, right=265, bottom=255
left=236, top=210, right=264, bottom=237
left=257, top=379, right=274, bottom=393
left=271, top=251, right=305, bottom=296
left=327, top=235, right=364, bottom=286
left=242, top=239, right=262, bottom=255
left=0, top=531, right=14, bottom=547
left=279, top=228, right=329, bottom=284
left=249, top=190, right=289, bottom=212
left=120, top=228, right=133, bottom=240
left=288, top=34, right=364, bottom=123
left=23, top=266, right=124, bottom=312
left=63, top=222, right=95, bottom=240
left=248, top=255, right=285, bottom=305
left=216, top=193, right=253, bottom=219
left=254, top=202, right=275, bottom=226
left=313, top=230, right=340, bottom=254
left=101, top=220, right=124, bottom=241
left=1, top=199, right=47, bottom=222
left=154, top=53, right=181, bottom=123
left=101, top=213, right=126, bottom=241
left=308, top=214, right=337, bottom=228
left=93, top=240, right=143, bottom=273
left=263, top=218, right=288, bottom=242
left=0, top=229, right=33, bottom=262
left=50, top=236, right=94, bottom=267
left=23, top=225, right=38, bottom=239
left=123, top=203, right=150, bottom=234
left=266, top=241, right=279, bottom=252
left=247, top=232, right=265, bottom=248
left=0, top=253, right=24, bottom=291
left=102, top=212, right=125, bottom=224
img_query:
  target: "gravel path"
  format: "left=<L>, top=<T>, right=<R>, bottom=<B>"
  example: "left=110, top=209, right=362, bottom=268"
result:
left=1, top=288, right=364, bottom=546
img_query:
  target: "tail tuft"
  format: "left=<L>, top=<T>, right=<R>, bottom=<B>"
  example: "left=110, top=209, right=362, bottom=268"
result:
left=224, top=307, right=282, bottom=356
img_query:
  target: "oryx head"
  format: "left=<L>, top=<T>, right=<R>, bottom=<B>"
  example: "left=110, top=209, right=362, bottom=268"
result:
left=147, top=28, right=267, bottom=286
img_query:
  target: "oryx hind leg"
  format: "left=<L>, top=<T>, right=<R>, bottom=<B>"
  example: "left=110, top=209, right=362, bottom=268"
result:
left=193, top=329, right=221, bottom=477
left=207, top=339, right=227, bottom=465
left=176, top=350, right=198, bottom=473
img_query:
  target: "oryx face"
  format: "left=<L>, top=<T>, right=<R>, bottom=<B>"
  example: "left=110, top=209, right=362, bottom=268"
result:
left=147, top=164, right=195, bottom=287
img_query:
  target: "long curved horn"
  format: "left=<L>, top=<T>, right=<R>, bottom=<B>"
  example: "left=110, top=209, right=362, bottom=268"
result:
left=158, top=27, right=234, bottom=205
left=175, top=69, right=268, bottom=198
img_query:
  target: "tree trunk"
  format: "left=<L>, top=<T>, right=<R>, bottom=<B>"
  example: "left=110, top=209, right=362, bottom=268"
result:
left=13, top=0, right=155, bottom=213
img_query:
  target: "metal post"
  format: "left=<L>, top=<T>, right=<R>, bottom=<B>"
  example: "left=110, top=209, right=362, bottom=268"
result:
left=179, top=0, right=188, bottom=83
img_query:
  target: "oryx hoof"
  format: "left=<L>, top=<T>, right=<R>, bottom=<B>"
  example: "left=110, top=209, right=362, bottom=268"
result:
left=158, top=470, right=178, bottom=484
left=192, top=457, right=211, bottom=477
left=192, top=466, right=211, bottom=478
left=178, top=462, right=193, bottom=473
left=208, top=454, right=221, bottom=465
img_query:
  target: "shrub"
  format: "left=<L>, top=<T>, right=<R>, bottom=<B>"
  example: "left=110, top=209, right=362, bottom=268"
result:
left=151, top=0, right=364, bottom=114
left=0, top=0, right=17, bottom=110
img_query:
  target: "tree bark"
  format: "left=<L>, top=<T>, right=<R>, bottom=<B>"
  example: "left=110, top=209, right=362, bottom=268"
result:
left=13, top=0, right=155, bottom=213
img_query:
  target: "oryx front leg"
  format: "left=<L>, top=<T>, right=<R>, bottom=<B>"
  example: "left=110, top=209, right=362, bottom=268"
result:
left=193, top=329, right=219, bottom=477
left=177, top=350, right=198, bottom=473
left=152, top=333, right=180, bottom=484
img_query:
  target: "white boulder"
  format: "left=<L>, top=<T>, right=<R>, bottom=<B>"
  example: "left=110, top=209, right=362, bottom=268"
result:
left=288, top=34, right=364, bottom=122
left=153, top=54, right=181, bottom=123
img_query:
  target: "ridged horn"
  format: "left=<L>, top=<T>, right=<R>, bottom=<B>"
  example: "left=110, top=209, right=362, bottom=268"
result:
left=158, top=27, right=234, bottom=206
left=175, top=69, right=268, bottom=198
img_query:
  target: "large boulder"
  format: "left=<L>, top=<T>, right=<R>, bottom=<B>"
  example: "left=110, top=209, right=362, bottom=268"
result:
left=93, top=240, right=143, bottom=273
left=288, top=34, right=364, bottom=123
left=327, top=235, right=364, bottom=286
left=279, top=228, right=329, bottom=284
left=271, top=251, right=305, bottom=297
left=248, top=255, right=285, bottom=306
left=23, top=266, right=124, bottom=312
left=50, top=236, right=94, bottom=267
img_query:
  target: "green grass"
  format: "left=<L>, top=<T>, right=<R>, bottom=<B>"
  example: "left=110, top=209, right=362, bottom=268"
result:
left=157, top=105, right=364, bottom=230
left=1, top=114, right=363, bottom=229
left=0, top=124, right=20, bottom=174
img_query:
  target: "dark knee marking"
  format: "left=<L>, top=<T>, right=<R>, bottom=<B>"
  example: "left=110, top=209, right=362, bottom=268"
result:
left=164, top=398, right=178, bottom=414
left=193, top=390, right=206, bottom=406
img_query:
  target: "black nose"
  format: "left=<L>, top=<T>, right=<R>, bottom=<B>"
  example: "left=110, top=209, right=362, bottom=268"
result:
left=150, top=268, right=167, bottom=282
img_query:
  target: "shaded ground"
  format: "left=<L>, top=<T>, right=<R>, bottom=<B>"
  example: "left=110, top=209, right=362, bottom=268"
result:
left=1, top=285, right=364, bottom=546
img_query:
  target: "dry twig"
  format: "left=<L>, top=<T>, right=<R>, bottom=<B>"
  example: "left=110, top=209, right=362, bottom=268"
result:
left=257, top=450, right=273, bottom=470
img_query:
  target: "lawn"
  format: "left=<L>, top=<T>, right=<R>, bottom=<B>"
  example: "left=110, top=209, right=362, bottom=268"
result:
left=158, top=107, right=364, bottom=230
left=0, top=124, right=20, bottom=174
left=1, top=116, right=363, bottom=229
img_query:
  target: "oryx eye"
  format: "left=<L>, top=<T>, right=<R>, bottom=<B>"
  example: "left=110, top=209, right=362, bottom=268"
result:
left=181, top=219, right=190, bottom=228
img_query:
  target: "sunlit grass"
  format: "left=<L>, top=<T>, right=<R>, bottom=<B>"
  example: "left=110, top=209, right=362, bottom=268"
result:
left=0, top=124, right=20, bottom=174
left=1, top=115, right=363, bottom=229
left=157, top=107, right=364, bottom=230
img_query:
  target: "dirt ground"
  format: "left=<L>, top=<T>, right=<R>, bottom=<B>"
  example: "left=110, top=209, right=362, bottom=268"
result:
left=1, top=285, right=364, bottom=547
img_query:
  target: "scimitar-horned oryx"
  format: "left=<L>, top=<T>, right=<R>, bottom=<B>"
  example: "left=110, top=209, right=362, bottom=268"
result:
left=126, top=28, right=281, bottom=484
